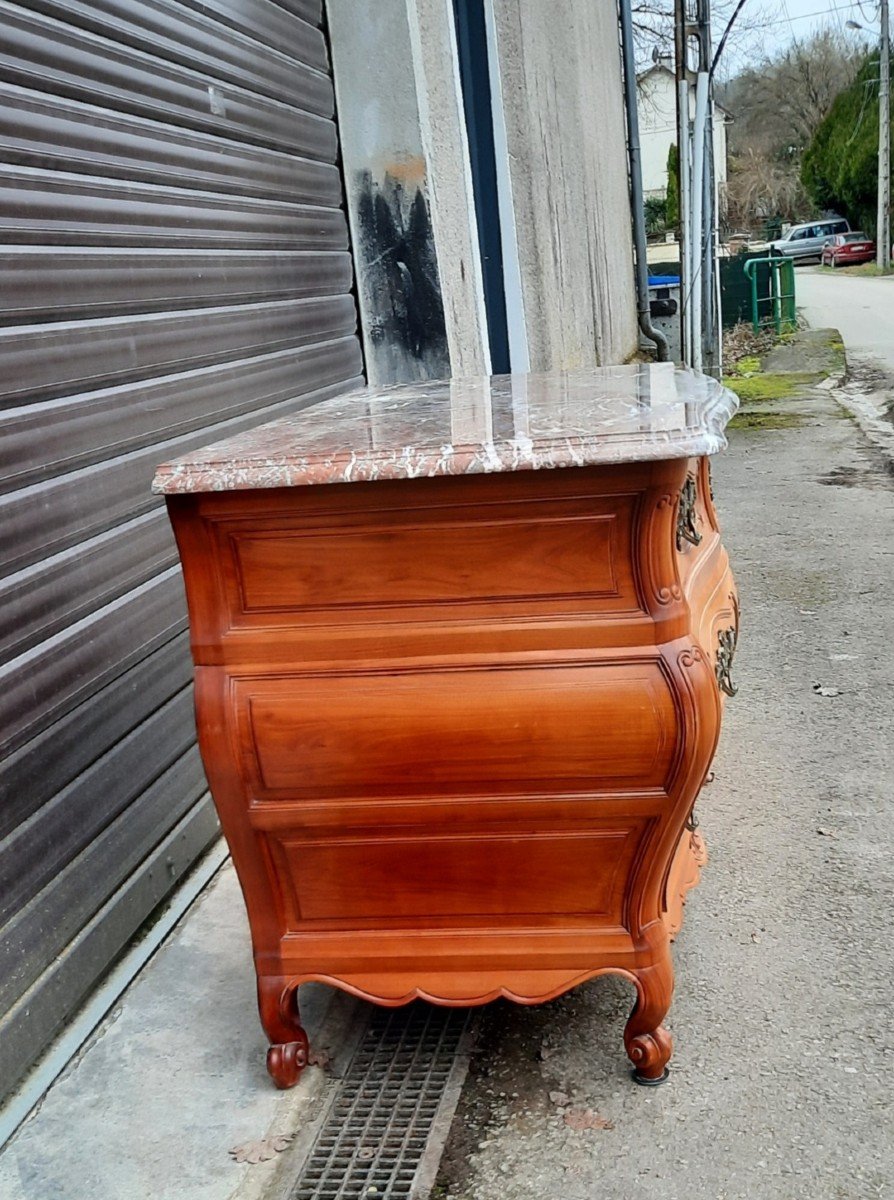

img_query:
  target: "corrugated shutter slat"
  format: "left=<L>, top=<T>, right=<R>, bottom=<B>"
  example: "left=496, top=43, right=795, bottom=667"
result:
left=0, top=84, right=342, bottom=203
left=0, top=0, right=361, bottom=1104
left=0, top=248, right=354, bottom=322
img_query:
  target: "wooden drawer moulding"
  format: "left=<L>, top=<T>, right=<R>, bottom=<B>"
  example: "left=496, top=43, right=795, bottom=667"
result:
left=153, top=364, right=739, bottom=1087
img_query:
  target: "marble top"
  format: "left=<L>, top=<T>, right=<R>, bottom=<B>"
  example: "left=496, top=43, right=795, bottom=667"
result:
left=152, top=364, right=738, bottom=494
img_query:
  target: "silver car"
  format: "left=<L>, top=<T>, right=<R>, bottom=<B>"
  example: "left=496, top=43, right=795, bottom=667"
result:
left=769, top=217, right=850, bottom=261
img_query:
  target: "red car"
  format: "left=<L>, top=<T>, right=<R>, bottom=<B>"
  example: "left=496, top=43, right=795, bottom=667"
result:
left=821, top=232, right=876, bottom=267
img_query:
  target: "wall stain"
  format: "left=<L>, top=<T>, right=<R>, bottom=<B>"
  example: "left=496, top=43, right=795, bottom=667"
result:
left=355, top=168, right=450, bottom=384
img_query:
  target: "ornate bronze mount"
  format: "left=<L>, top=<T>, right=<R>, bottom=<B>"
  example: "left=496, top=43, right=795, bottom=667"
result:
left=716, top=626, right=738, bottom=696
left=676, top=476, right=702, bottom=551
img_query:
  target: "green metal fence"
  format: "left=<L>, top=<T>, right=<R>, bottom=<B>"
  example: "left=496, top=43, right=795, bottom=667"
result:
left=743, top=255, right=797, bottom=334
left=643, top=251, right=797, bottom=334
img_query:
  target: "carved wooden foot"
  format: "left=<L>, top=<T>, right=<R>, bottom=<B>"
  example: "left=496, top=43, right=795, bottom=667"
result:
left=625, top=955, right=674, bottom=1085
left=258, top=974, right=309, bottom=1090
left=267, top=1039, right=308, bottom=1089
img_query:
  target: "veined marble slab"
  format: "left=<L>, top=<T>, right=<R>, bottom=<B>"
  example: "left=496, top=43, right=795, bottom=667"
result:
left=152, top=364, right=738, bottom=494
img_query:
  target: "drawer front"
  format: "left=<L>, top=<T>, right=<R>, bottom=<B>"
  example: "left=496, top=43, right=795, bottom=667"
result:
left=214, top=492, right=641, bottom=631
left=234, top=660, right=676, bottom=800
left=266, top=822, right=646, bottom=927
left=232, top=512, right=620, bottom=610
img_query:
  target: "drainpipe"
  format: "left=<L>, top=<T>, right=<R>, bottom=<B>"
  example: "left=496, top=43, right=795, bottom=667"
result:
left=690, top=70, right=709, bottom=373
left=618, top=0, right=669, bottom=361
left=675, top=0, right=692, bottom=365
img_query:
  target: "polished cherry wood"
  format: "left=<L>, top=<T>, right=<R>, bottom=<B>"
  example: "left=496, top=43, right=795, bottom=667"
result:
left=166, top=453, right=736, bottom=1087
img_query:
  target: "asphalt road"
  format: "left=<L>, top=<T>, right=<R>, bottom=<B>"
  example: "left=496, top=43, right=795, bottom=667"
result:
left=796, top=267, right=894, bottom=372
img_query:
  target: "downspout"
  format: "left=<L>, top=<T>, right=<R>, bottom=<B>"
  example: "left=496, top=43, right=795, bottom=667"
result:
left=675, top=0, right=691, bottom=364
left=690, top=71, right=709, bottom=373
left=618, top=0, right=669, bottom=361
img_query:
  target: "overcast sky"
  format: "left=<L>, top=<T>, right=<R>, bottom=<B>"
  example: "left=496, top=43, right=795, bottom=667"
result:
left=719, top=0, right=878, bottom=72
left=771, top=0, right=875, bottom=28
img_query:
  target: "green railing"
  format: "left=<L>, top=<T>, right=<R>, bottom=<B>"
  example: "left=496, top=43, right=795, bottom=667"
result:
left=743, top=255, right=796, bottom=334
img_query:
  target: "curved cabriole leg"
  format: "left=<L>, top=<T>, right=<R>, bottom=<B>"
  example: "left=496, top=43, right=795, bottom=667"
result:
left=624, top=953, right=674, bottom=1086
left=258, top=975, right=309, bottom=1089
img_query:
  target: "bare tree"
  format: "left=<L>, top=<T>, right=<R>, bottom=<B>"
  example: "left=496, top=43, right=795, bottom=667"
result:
left=724, top=29, right=864, bottom=158
left=720, top=29, right=864, bottom=229
left=631, top=0, right=770, bottom=68
left=724, top=147, right=810, bottom=227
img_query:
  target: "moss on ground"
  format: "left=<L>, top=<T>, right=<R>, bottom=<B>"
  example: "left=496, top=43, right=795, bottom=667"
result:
left=723, top=329, right=842, bottom=433
left=729, top=410, right=805, bottom=430
left=725, top=371, right=818, bottom=403
left=728, top=355, right=762, bottom=376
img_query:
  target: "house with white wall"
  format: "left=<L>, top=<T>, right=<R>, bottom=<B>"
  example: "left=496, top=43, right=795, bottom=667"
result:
left=637, top=55, right=730, bottom=208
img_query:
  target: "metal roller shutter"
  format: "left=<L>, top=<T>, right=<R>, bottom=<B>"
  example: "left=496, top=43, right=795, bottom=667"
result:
left=0, top=0, right=363, bottom=1101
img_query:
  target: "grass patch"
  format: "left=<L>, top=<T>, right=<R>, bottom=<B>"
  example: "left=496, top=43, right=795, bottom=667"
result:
left=724, top=371, right=818, bottom=403
left=729, top=410, right=805, bottom=430
left=818, top=262, right=894, bottom=277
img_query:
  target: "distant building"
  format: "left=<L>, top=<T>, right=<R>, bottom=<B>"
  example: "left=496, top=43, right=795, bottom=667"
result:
left=637, top=54, right=731, bottom=209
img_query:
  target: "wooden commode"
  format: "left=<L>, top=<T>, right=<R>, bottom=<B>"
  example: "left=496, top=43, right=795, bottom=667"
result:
left=153, top=364, right=739, bottom=1087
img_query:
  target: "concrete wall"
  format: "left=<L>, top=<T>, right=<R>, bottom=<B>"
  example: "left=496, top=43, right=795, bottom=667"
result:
left=327, top=1, right=452, bottom=385
left=328, top=0, right=489, bottom=385
left=406, top=0, right=491, bottom=378
left=329, top=0, right=639, bottom=380
left=489, top=0, right=638, bottom=369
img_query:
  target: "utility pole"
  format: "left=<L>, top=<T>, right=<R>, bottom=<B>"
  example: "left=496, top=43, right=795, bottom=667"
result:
left=879, top=0, right=891, bottom=271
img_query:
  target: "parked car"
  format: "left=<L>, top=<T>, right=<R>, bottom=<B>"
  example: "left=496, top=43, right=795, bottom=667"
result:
left=820, top=231, right=877, bottom=268
left=768, top=217, right=850, bottom=261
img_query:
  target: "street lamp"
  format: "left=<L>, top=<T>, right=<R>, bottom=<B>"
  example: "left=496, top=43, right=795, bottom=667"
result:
left=847, top=8, right=891, bottom=270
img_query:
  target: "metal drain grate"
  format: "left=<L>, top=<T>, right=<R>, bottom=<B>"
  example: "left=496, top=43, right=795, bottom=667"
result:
left=289, top=1002, right=472, bottom=1200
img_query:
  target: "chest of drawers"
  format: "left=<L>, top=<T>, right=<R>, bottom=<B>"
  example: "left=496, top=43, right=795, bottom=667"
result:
left=154, top=365, right=738, bottom=1086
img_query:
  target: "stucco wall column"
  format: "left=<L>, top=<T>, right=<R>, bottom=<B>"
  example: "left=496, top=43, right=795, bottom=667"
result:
left=488, top=0, right=638, bottom=368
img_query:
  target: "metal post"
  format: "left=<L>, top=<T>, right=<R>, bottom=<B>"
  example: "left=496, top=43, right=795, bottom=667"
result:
left=675, top=0, right=691, bottom=364
left=695, top=0, right=715, bottom=373
left=703, top=104, right=717, bottom=374
left=879, top=0, right=891, bottom=271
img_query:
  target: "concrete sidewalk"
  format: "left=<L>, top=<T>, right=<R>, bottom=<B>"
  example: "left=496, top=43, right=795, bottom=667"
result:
left=0, top=864, right=366, bottom=1200
left=1, top=338, right=892, bottom=1200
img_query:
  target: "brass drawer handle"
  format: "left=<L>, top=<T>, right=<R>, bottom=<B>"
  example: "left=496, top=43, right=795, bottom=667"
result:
left=676, top=476, right=702, bottom=551
left=716, top=626, right=738, bottom=696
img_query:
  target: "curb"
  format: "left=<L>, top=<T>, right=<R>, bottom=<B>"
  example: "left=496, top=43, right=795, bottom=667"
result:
left=829, top=382, right=894, bottom=468
left=234, top=990, right=370, bottom=1200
